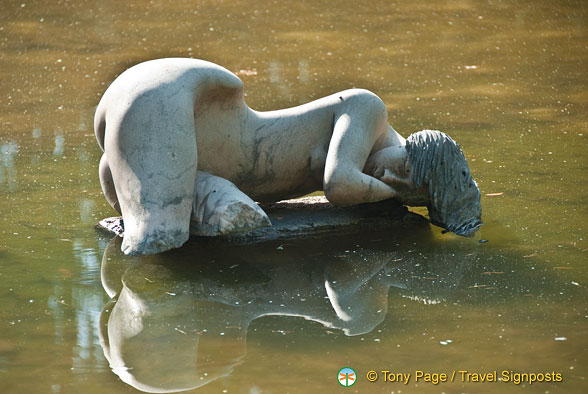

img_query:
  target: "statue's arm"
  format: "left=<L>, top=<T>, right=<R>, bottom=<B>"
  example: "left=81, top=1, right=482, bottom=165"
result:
left=322, top=92, right=400, bottom=206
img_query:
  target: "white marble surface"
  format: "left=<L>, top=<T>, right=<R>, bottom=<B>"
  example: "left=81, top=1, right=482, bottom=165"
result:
left=190, top=171, right=271, bottom=236
left=95, top=58, right=479, bottom=255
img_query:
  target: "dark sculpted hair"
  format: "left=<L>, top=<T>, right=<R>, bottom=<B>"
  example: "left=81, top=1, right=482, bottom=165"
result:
left=405, top=130, right=482, bottom=237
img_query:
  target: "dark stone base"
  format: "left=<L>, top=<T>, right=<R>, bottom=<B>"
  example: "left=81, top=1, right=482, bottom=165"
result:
left=96, top=196, right=429, bottom=244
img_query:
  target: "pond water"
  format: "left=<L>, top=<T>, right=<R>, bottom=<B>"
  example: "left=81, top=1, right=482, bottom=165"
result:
left=1, top=0, right=586, bottom=393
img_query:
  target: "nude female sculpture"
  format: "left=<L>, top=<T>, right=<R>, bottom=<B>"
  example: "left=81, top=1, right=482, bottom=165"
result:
left=95, top=58, right=482, bottom=255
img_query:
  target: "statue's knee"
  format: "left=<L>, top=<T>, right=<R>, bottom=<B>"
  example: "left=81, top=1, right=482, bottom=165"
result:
left=121, top=219, right=190, bottom=256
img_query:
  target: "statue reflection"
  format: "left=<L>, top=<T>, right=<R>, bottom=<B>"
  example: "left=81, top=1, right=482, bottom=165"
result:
left=99, top=232, right=468, bottom=393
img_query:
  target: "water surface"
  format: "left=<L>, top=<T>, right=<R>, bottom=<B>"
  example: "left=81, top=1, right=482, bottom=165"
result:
left=0, top=0, right=586, bottom=393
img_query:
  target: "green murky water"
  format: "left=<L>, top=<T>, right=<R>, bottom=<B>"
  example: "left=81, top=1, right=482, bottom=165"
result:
left=1, top=0, right=586, bottom=393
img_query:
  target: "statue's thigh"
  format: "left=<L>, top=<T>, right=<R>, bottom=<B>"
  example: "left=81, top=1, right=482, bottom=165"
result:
left=103, top=93, right=198, bottom=255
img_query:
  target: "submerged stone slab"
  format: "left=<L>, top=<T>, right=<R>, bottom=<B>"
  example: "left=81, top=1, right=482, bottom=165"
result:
left=97, top=196, right=429, bottom=244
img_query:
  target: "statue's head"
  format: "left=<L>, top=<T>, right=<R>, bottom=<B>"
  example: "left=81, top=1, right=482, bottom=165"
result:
left=405, top=130, right=482, bottom=237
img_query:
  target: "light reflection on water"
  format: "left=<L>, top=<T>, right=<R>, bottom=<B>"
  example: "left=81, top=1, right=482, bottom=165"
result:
left=96, top=231, right=582, bottom=393
left=97, top=233, right=547, bottom=393
left=0, top=0, right=586, bottom=393
left=1, top=141, right=19, bottom=192
left=97, top=235, right=469, bottom=392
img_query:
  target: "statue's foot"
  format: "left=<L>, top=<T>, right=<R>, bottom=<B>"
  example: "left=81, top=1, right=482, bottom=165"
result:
left=191, top=172, right=271, bottom=236
left=191, top=199, right=271, bottom=236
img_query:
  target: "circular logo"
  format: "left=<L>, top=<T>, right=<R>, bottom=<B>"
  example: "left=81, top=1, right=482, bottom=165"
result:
left=337, top=367, right=357, bottom=387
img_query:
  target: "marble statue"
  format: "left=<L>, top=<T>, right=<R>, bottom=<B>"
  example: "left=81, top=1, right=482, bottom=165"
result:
left=95, top=58, right=482, bottom=255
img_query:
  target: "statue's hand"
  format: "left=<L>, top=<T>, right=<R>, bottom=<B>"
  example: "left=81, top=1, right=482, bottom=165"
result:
left=379, top=169, right=413, bottom=187
left=364, top=146, right=413, bottom=188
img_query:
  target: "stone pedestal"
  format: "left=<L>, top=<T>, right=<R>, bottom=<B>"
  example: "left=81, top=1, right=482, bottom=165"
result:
left=97, top=196, right=428, bottom=244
